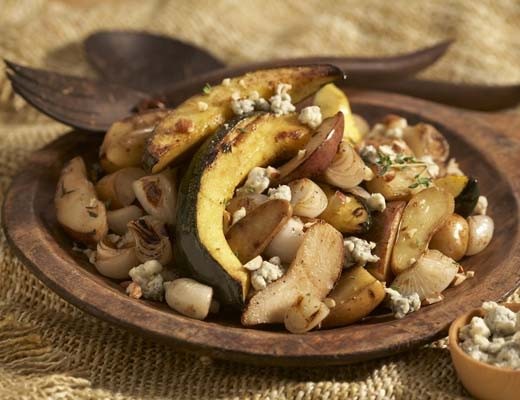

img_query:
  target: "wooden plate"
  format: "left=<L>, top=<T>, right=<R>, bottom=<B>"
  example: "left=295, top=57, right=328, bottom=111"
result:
left=3, top=90, right=520, bottom=366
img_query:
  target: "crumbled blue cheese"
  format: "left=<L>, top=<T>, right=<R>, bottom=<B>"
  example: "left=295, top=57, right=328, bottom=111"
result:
left=249, top=256, right=285, bottom=291
left=128, top=260, right=164, bottom=301
left=343, top=237, right=379, bottom=268
left=446, top=158, right=464, bottom=176
left=197, top=101, right=209, bottom=111
left=385, top=287, right=421, bottom=319
left=418, top=155, right=440, bottom=178
left=269, top=83, right=295, bottom=116
left=474, top=195, right=488, bottom=215
left=298, top=106, right=322, bottom=129
left=366, top=193, right=386, bottom=212
left=267, top=185, right=292, bottom=202
left=231, top=207, right=246, bottom=226
left=231, top=97, right=255, bottom=115
left=222, top=78, right=231, bottom=86
left=249, top=90, right=270, bottom=111
left=236, top=167, right=271, bottom=195
left=459, top=302, right=520, bottom=369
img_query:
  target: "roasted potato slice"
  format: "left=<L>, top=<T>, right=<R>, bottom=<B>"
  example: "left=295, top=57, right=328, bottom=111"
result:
left=145, top=65, right=343, bottom=172
left=403, top=123, right=449, bottom=163
left=364, top=201, right=406, bottom=282
left=100, top=109, right=170, bottom=173
left=241, top=221, right=343, bottom=325
left=55, top=157, right=108, bottom=246
left=430, top=213, right=469, bottom=261
left=322, top=266, right=386, bottom=328
left=226, top=199, right=292, bottom=263
left=391, top=187, right=454, bottom=275
left=365, top=164, right=431, bottom=201
left=318, top=184, right=371, bottom=234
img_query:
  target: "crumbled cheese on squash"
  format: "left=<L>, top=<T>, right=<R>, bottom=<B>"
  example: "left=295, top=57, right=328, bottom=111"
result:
left=269, top=83, right=296, bottom=116
left=298, top=106, right=322, bottom=129
left=249, top=256, right=285, bottom=291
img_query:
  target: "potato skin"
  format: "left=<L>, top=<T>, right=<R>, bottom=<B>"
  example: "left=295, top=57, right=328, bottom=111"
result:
left=322, top=266, right=385, bottom=328
left=429, top=213, right=469, bottom=261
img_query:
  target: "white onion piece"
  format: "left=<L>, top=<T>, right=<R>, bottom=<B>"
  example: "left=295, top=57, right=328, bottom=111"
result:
left=391, top=249, right=459, bottom=300
left=264, top=217, right=305, bottom=264
left=94, top=237, right=139, bottom=279
left=133, top=169, right=177, bottom=225
left=288, top=178, right=328, bottom=218
left=284, top=294, right=330, bottom=333
left=323, top=141, right=366, bottom=190
left=466, top=215, right=494, bottom=256
left=164, top=278, right=213, bottom=320
left=345, top=185, right=371, bottom=200
left=107, top=205, right=144, bottom=235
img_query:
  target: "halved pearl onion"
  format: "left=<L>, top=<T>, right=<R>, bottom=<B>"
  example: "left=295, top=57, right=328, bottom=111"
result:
left=164, top=278, right=213, bottom=320
left=288, top=178, right=328, bottom=218
left=466, top=215, right=494, bottom=256
left=107, top=205, right=144, bottom=235
left=94, top=237, right=139, bottom=279
left=263, top=217, right=305, bottom=264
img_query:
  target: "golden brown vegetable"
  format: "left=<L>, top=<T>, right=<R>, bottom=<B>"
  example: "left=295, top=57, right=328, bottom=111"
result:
left=95, top=167, right=146, bottom=209
left=403, top=123, right=449, bottom=164
left=364, top=201, right=406, bottom=282
left=100, top=109, right=170, bottom=173
left=145, top=65, right=342, bottom=172
left=322, top=266, right=386, bottom=328
left=430, top=214, right=469, bottom=261
left=318, top=184, right=371, bottom=234
left=284, top=294, right=330, bottom=333
left=241, top=221, right=343, bottom=326
left=55, top=157, right=108, bottom=246
left=226, top=199, right=292, bottom=263
left=391, top=187, right=454, bottom=275
left=365, top=164, right=432, bottom=201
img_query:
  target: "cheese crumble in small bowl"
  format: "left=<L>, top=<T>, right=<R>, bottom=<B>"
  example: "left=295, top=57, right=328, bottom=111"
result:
left=448, top=302, right=520, bottom=400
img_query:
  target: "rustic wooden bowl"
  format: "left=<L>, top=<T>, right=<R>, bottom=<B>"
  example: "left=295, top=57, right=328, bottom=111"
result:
left=449, top=303, right=520, bottom=400
left=3, top=90, right=520, bottom=366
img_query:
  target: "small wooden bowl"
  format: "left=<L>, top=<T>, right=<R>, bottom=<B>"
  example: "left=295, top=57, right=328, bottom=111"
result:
left=448, top=303, right=520, bottom=400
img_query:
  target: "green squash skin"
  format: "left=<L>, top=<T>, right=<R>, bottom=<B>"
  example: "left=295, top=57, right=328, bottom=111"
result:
left=175, top=113, right=261, bottom=308
left=455, top=177, right=480, bottom=217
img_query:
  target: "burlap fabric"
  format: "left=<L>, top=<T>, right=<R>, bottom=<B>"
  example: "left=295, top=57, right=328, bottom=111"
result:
left=1, top=1, right=519, bottom=399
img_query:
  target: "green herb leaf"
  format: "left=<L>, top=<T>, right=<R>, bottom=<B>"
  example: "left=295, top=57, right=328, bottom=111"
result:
left=202, top=83, right=212, bottom=94
left=408, top=176, right=432, bottom=189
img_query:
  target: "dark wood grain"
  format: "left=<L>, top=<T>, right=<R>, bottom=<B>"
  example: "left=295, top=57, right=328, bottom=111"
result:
left=3, top=90, right=520, bottom=366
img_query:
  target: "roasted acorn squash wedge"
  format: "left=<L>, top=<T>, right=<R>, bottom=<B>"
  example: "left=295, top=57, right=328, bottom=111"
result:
left=144, top=65, right=343, bottom=172
left=175, top=112, right=312, bottom=307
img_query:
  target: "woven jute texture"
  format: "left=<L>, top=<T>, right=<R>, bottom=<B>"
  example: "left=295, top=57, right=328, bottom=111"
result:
left=1, top=1, right=519, bottom=399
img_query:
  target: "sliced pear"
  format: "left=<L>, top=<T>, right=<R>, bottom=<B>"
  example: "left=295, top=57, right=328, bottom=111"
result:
left=391, top=187, right=454, bottom=275
left=55, top=157, right=108, bottom=246
left=241, top=221, right=343, bottom=325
